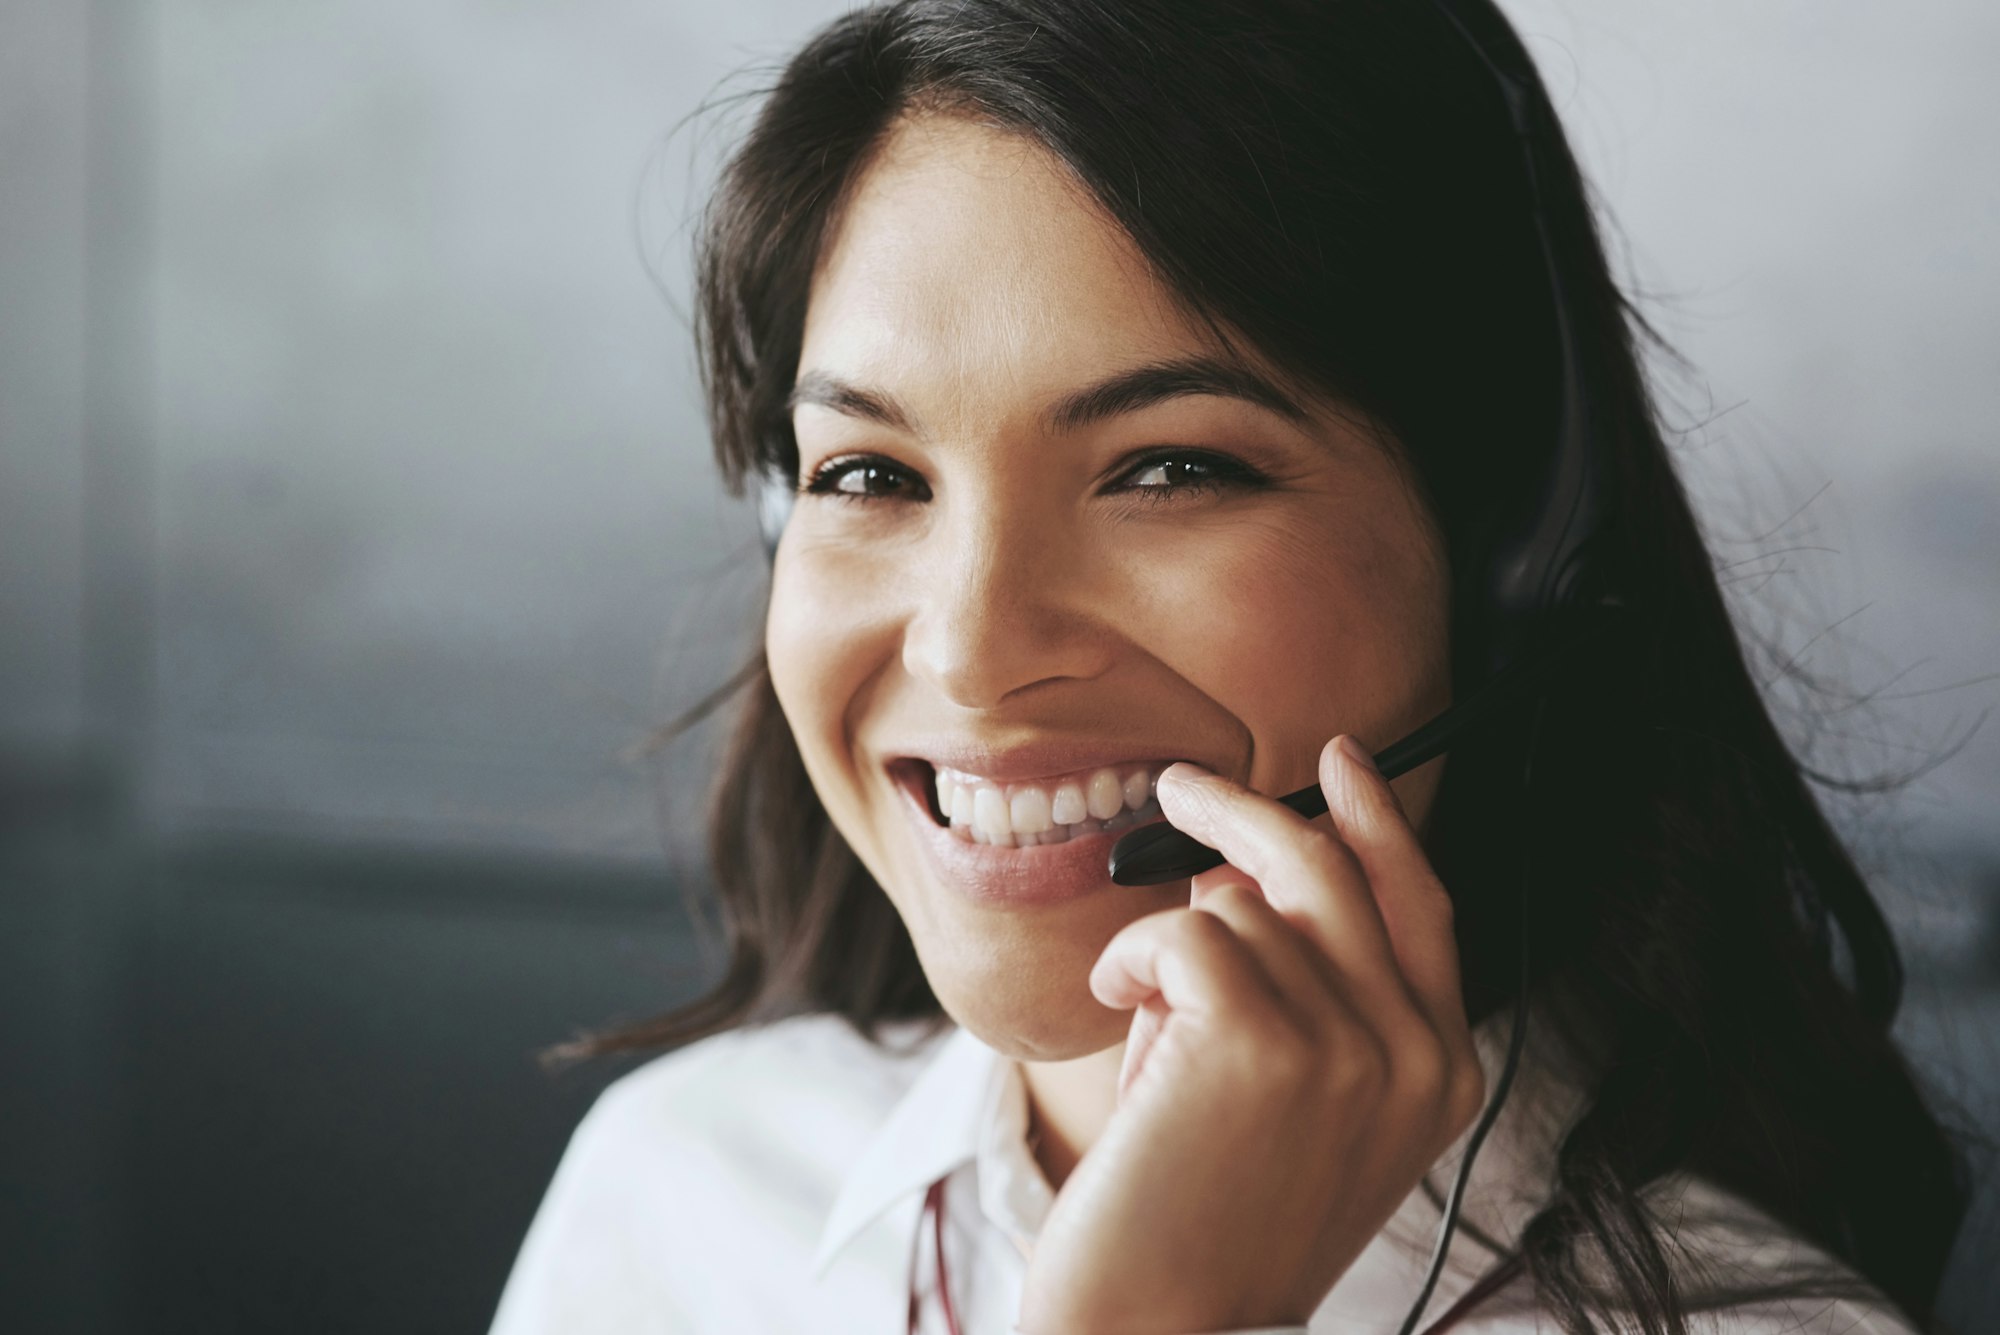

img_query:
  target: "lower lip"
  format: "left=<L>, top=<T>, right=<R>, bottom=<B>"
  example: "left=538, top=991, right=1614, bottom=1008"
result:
left=898, top=777, right=1171, bottom=906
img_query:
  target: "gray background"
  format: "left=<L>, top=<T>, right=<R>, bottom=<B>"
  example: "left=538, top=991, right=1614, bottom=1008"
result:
left=2, top=2, right=1995, bottom=1332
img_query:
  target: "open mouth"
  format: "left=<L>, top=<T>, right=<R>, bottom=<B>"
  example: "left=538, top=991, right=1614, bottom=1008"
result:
left=894, top=758, right=1167, bottom=849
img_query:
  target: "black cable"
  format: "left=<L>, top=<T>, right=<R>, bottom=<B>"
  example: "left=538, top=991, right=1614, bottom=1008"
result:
left=1389, top=10, right=1579, bottom=1323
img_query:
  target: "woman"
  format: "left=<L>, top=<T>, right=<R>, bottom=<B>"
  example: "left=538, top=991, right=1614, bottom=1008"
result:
left=491, top=2, right=1967, bottom=1332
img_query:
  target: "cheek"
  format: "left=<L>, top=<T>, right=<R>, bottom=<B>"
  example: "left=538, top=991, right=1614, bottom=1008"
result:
left=1124, top=510, right=1449, bottom=791
left=763, top=550, right=892, bottom=833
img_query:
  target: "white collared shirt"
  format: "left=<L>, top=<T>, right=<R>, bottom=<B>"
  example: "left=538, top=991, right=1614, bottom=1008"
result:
left=489, top=1012, right=1915, bottom=1334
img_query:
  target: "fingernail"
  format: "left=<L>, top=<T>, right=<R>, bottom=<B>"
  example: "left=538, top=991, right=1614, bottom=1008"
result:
left=1336, top=734, right=1377, bottom=774
left=1159, top=760, right=1211, bottom=789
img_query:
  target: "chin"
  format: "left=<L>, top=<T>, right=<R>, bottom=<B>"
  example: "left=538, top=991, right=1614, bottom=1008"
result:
left=959, top=1000, right=1132, bottom=1065
left=917, top=929, right=1138, bottom=1063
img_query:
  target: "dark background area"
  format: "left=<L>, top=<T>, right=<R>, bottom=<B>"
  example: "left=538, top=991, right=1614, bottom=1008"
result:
left=2, top=765, right=707, bottom=1334
left=3, top=2, right=1995, bottom=1332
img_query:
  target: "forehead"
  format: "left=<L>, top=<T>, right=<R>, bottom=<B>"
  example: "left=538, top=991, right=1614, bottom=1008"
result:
left=800, top=113, right=1222, bottom=415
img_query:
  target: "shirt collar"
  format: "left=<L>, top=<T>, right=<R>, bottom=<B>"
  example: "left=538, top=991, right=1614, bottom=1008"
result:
left=809, top=1002, right=1584, bottom=1295
left=811, top=1023, right=1005, bottom=1277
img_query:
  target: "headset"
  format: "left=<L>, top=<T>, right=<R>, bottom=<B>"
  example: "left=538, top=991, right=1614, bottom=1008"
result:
left=752, top=2, right=1620, bottom=1326
left=1096, top=6, right=1615, bottom=1327
left=1107, top=0, right=1619, bottom=887
left=1101, top=7, right=1615, bottom=1324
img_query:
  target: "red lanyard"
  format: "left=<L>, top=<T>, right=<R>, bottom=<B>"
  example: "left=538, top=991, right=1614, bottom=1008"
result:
left=908, top=1177, right=965, bottom=1335
left=907, top=1174, right=1523, bottom=1335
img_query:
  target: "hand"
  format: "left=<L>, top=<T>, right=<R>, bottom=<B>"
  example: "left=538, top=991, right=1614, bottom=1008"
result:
left=1016, top=735, right=1486, bottom=1335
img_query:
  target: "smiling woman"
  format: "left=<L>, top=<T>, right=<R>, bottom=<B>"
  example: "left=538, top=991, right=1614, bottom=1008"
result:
left=488, top=3, right=1967, bottom=1334
left=770, top=114, right=1453, bottom=1076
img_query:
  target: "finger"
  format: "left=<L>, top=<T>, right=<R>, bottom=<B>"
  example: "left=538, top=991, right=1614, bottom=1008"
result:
left=1187, top=859, right=1260, bottom=907
left=1153, top=761, right=1404, bottom=1000
left=1191, top=881, right=1347, bottom=1035
left=1089, top=907, right=1300, bottom=1040
left=1188, top=865, right=1349, bottom=1019
left=1117, top=995, right=1169, bottom=1102
left=1320, top=735, right=1469, bottom=1035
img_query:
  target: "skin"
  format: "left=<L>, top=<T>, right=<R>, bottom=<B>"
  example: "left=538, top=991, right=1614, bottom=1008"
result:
left=766, top=111, right=1482, bottom=1330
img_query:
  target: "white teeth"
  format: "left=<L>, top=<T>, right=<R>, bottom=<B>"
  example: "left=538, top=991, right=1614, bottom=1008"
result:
left=973, top=787, right=1012, bottom=842
left=1122, top=770, right=1151, bottom=811
left=1085, top=770, right=1125, bottom=821
left=927, top=762, right=1168, bottom=848
left=1009, top=787, right=1052, bottom=835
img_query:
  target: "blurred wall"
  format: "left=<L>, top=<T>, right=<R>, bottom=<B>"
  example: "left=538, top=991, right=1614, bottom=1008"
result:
left=4, top=0, right=1995, bottom=861
left=2, top=2, right=1995, bottom=1332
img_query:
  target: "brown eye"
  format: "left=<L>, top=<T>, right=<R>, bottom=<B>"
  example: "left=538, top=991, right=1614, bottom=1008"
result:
left=1113, top=449, right=1264, bottom=500
left=1127, top=457, right=1218, bottom=488
left=803, top=455, right=931, bottom=502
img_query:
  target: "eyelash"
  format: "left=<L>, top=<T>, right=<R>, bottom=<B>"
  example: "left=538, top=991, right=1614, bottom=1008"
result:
left=798, top=448, right=1267, bottom=506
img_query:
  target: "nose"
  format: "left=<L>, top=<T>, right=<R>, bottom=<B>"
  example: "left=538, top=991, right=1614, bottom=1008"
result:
left=901, top=495, right=1116, bottom=709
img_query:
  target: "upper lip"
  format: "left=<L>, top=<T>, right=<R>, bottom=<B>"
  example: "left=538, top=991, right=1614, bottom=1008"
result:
left=888, top=737, right=1197, bottom=785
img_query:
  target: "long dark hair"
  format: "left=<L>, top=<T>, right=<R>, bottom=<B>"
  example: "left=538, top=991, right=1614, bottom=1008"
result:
left=572, top=2, right=1968, bottom=1331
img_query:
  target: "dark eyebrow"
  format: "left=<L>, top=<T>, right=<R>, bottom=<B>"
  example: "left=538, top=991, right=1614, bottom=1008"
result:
left=1045, top=356, right=1310, bottom=432
left=786, top=355, right=1309, bottom=436
left=787, top=371, right=914, bottom=431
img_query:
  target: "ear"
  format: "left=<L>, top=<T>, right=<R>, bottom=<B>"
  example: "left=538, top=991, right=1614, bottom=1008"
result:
left=757, top=468, right=794, bottom=560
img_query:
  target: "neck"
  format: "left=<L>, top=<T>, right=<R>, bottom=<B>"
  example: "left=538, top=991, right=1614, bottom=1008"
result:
left=1019, top=1041, right=1125, bottom=1190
